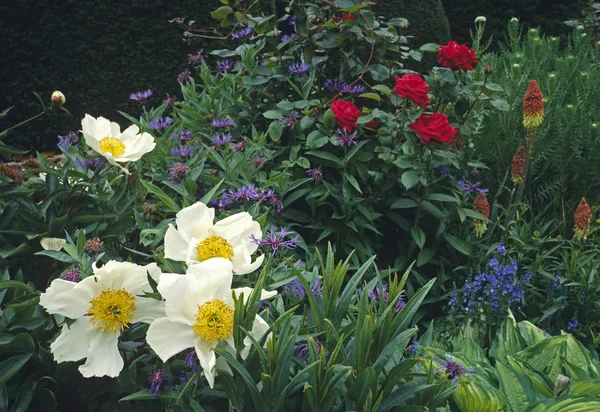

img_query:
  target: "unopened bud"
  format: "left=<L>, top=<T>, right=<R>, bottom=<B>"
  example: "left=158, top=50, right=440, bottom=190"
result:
left=510, top=17, right=519, bottom=23
left=204, top=114, right=214, bottom=122
left=399, top=19, right=409, bottom=30
left=554, top=374, right=570, bottom=398
left=484, top=62, right=493, bottom=75
left=85, top=237, right=104, bottom=255
left=51, top=91, right=66, bottom=107
left=475, top=16, right=486, bottom=23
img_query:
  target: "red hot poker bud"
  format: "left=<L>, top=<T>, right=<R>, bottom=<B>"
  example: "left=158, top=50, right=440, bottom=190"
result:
left=522, top=80, right=544, bottom=130
left=472, top=193, right=490, bottom=238
left=511, top=146, right=526, bottom=183
left=574, top=197, right=592, bottom=240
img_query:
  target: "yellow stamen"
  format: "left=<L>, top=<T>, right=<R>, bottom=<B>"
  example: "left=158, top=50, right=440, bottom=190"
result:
left=87, top=288, right=136, bottom=333
left=192, top=299, right=234, bottom=344
left=196, top=236, right=234, bottom=262
left=99, top=137, right=126, bottom=157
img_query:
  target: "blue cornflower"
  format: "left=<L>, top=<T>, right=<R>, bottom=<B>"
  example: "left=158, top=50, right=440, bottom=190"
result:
left=217, top=59, right=235, bottom=72
left=148, top=370, right=167, bottom=395
left=210, top=198, right=233, bottom=208
left=324, top=78, right=348, bottom=93
left=60, top=266, right=80, bottom=283
left=185, top=350, right=198, bottom=373
left=188, top=50, right=205, bottom=65
left=567, top=316, right=579, bottom=331
left=129, top=89, right=153, bottom=102
left=170, top=145, right=192, bottom=158
left=280, top=110, right=299, bottom=127
left=438, top=166, right=450, bottom=175
left=306, top=167, right=323, bottom=182
left=250, top=226, right=300, bottom=253
left=458, top=177, right=489, bottom=195
left=212, top=133, right=233, bottom=146
left=335, top=128, right=358, bottom=146
left=293, top=339, right=327, bottom=362
left=436, top=356, right=475, bottom=383
left=171, top=129, right=193, bottom=142
left=281, top=33, right=299, bottom=42
left=167, top=162, right=189, bottom=183
left=57, top=132, right=79, bottom=152
left=74, top=157, right=104, bottom=169
left=211, top=118, right=235, bottom=128
left=150, top=117, right=173, bottom=130
left=288, top=16, right=296, bottom=26
left=343, top=84, right=365, bottom=94
left=231, top=27, right=253, bottom=40
left=288, top=62, right=310, bottom=75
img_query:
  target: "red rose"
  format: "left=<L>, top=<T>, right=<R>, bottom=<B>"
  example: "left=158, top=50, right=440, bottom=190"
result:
left=409, top=113, right=457, bottom=144
left=437, top=41, right=478, bottom=71
left=365, top=119, right=378, bottom=129
left=333, top=16, right=341, bottom=23
left=341, top=13, right=356, bottom=21
left=393, top=74, right=430, bottom=107
left=332, top=99, right=361, bottom=131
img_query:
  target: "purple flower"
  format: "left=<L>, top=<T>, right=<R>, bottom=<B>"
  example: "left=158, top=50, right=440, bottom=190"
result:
left=251, top=226, right=300, bottom=253
left=306, top=168, right=323, bottom=182
left=288, top=16, right=296, bottom=26
left=280, top=111, right=299, bottom=127
left=288, top=62, right=310, bottom=75
left=57, top=132, right=79, bottom=152
left=61, top=266, right=80, bottom=282
left=458, top=177, right=489, bottom=195
left=293, top=339, right=327, bottom=362
left=281, top=33, right=299, bottom=42
left=74, top=157, right=105, bottom=169
left=167, top=162, right=189, bottom=183
left=129, top=89, right=153, bottom=103
left=411, top=338, right=419, bottom=356
left=324, top=78, right=349, bottom=93
left=170, top=145, right=192, bottom=158
left=211, top=118, right=235, bottom=128
left=343, top=84, right=365, bottom=94
left=211, top=198, right=233, bottom=208
left=437, top=356, right=475, bottom=383
left=148, top=369, right=167, bottom=395
left=438, top=166, right=450, bottom=175
left=212, top=133, right=233, bottom=146
left=171, top=129, right=193, bottom=142
left=188, top=50, right=205, bottom=66
left=177, top=68, right=192, bottom=84
left=185, top=350, right=198, bottom=373
left=150, top=117, right=173, bottom=130
left=163, top=94, right=177, bottom=105
left=335, top=128, right=358, bottom=146
left=251, top=157, right=264, bottom=167
left=179, top=372, right=190, bottom=383
left=567, top=316, right=579, bottom=331
left=284, top=277, right=322, bottom=298
left=218, top=59, right=235, bottom=72
left=497, top=243, right=507, bottom=256
left=233, top=137, right=247, bottom=151
left=231, top=27, right=253, bottom=40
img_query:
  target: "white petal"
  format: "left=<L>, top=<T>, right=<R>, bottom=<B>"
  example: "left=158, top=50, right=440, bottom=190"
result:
left=40, top=237, right=66, bottom=251
left=233, top=254, right=265, bottom=275
left=78, top=330, right=123, bottom=377
left=40, top=279, right=93, bottom=319
left=50, top=317, right=95, bottom=363
left=93, top=261, right=155, bottom=295
left=133, top=297, right=166, bottom=324
left=164, top=224, right=191, bottom=262
left=186, top=258, right=234, bottom=283
left=232, top=287, right=277, bottom=305
left=159, top=275, right=201, bottom=325
left=194, top=337, right=217, bottom=388
left=211, top=212, right=253, bottom=241
left=176, top=202, right=215, bottom=241
left=156, top=273, right=184, bottom=296
left=108, top=119, right=122, bottom=137
left=117, top=132, right=155, bottom=162
left=146, top=318, right=196, bottom=362
left=241, top=315, right=271, bottom=360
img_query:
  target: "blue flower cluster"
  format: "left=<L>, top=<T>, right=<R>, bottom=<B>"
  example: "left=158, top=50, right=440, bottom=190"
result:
left=449, top=246, right=530, bottom=317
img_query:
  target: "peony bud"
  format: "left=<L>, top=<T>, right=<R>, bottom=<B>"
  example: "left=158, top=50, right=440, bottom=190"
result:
left=51, top=91, right=66, bottom=107
left=510, top=17, right=519, bottom=23
left=554, top=374, right=570, bottom=398
left=399, top=19, right=409, bottom=30
left=475, top=16, right=486, bottom=23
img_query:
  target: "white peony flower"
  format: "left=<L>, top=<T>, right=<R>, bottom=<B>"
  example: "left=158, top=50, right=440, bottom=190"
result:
left=146, top=258, right=275, bottom=388
left=39, top=261, right=165, bottom=378
left=81, top=114, right=155, bottom=173
left=164, top=202, right=264, bottom=275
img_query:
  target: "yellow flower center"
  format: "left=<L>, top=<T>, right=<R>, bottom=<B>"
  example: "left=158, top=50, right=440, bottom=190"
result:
left=99, top=137, right=126, bottom=157
left=196, top=236, right=234, bottom=262
left=192, top=299, right=234, bottom=344
left=87, top=288, right=136, bottom=333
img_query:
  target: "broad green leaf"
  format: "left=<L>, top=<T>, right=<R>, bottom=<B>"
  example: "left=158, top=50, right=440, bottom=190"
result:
left=140, top=180, right=179, bottom=213
left=268, top=120, right=283, bottom=142
left=496, top=362, right=540, bottom=412
left=210, top=6, right=233, bottom=20
left=0, top=354, right=31, bottom=384
left=420, top=43, right=440, bottom=52
left=401, top=170, right=419, bottom=189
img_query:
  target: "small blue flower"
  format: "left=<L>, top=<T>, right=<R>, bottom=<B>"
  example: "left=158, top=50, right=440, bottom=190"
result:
left=167, top=162, right=189, bottom=183
left=343, top=84, right=365, bottom=94
left=170, top=145, right=192, bottom=158
left=458, top=177, right=489, bottom=195
left=438, top=166, right=450, bottom=175
left=212, top=133, right=233, bottom=146
left=436, top=356, right=475, bottom=383
left=171, top=129, right=193, bottom=141
left=567, top=316, right=579, bottom=331
left=251, top=226, right=300, bottom=253
left=177, top=69, right=192, bottom=84
left=57, top=132, right=79, bottom=152
left=148, top=369, right=167, bottom=395
left=129, top=89, right=153, bottom=102
left=288, top=62, right=310, bottom=75
left=306, top=167, right=323, bottom=182
left=231, top=27, right=253, bottom=40
left=281, top=33, right=299, bottom=42
left=150, top=117, right=173, bottom=130
left=324, top=78, right=348, bottom=93
left=280, top=110, right=299, bottom=127
left=335, top=128, right=358, bottom=146
left=287, top=16, right=296, bottom=26
left=217, top=59, right=235, bottom=72
left=211, top=118, right=235, bottom=128
left=74, top=157, right=105, bottom=169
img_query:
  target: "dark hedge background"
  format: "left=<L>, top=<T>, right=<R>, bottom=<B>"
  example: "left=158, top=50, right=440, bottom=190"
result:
left=0, top=0, right=591, bottom=153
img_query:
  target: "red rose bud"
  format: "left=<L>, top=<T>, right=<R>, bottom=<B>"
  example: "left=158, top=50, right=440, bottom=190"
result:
left=472, top=193, right=490, bottom=238
left=511, top=146, right=525, bottom=183
left=341, top=14, right=356, bottom=21
left=332, top=99, right=361, bottom=132
left=437, top=41, right=478, bottom=71
left=574, top=197, right=592, bottom=240
left=522, top=80, right=544, bottom=130
left=409, top=113, right=457, bottom=145
left=51, top=91, right=66, bottom=107
left=393, top=74, right=430, bottom=107
left=365, top=119, right=378, bottom=129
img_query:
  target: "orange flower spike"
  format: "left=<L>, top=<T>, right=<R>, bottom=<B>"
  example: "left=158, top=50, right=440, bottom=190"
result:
left=574, top=197, right=592, bottom=240
left=511, top=146, right=525, bottom=183
left=472, top=193, right=490, bottom=238
left=522, top=80, right=544, bottom=130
